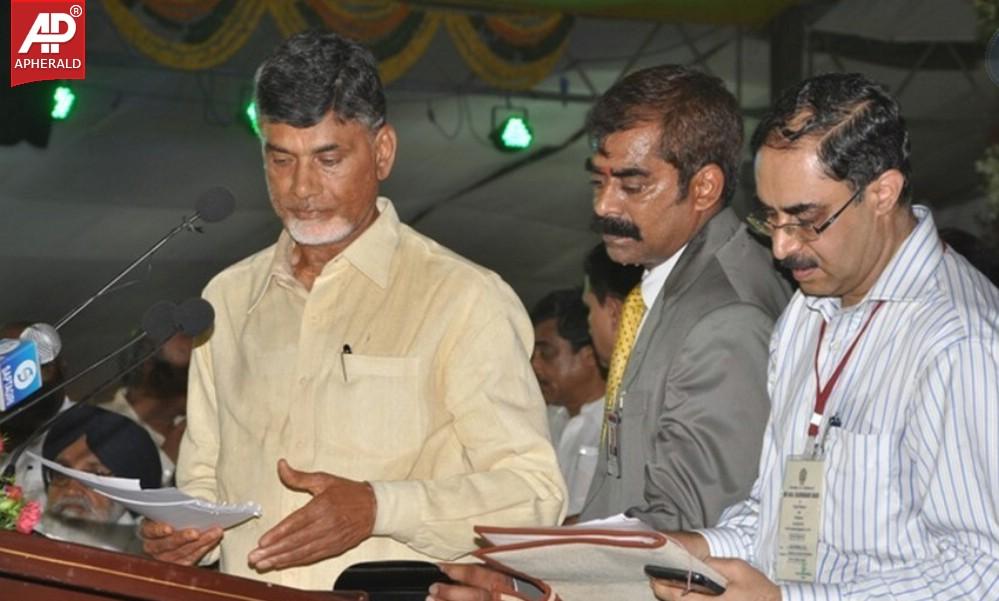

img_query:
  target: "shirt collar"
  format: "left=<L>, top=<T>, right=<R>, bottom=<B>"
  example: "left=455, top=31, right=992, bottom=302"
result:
left=641, top=244, right=688, bottom=310
left=804, top=204, right=942, bottom=316
left=248, top=197, right=401, bottom=312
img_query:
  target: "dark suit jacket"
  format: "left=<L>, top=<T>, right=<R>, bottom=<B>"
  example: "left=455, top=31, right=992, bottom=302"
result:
left=580, top=207, right=791, bottom=530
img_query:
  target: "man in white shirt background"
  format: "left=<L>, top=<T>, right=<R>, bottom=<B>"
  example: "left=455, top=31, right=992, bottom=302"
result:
left=530, top=289, right=605, bottom=521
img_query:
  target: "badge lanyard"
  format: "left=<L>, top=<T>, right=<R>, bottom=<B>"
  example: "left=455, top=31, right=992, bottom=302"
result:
left=805, top=300, right=885, bottom=457
left=776, top=301, right=885, bottom=583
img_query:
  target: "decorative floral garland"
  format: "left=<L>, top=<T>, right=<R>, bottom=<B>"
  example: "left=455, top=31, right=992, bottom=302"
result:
left=445, top=13, right=573, bottom=90
left=277, top=0, right=443, bottom=85
left=101, top=0, right=572, bottom=90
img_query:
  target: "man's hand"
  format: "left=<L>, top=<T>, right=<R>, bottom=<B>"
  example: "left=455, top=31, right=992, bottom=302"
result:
left=428, top=563, right=518, bottom=601
left=140, top=520, right=223, bottom=565
left=650, top=558, right=780, bottom=601
left=247, top=459, right=376, bottom=572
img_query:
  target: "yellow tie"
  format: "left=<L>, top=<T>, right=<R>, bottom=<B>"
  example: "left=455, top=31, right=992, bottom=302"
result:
left=601, top=285, right=646, bottom=444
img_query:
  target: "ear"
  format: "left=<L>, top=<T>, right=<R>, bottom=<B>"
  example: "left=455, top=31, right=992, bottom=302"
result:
left=867, top=169, right=905, bottom=216
left=577, top=343, right=598, bottom=368
left=687, top=163, right=725, bottom=213
left=606, top=297, right=624, bottom=331
left=373, top=124, right=398, bottom=181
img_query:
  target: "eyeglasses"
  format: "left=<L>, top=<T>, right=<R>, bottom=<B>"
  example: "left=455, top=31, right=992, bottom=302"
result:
left=746, top=186, right=864, bottom=242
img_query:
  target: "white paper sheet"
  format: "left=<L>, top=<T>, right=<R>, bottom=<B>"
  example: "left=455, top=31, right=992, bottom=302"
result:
left=30, top=453, right=261, bottom=530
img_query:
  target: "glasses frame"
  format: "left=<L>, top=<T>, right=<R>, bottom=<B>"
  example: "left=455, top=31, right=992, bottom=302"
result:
left=747, top=186, right=864, bottom=242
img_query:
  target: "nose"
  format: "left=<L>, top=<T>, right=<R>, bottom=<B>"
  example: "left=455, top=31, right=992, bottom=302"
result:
left=291, top=161, right=321, bottom=200
left=770, top=226, right=801, bottom=262
left=592, top=182, right=621, bottom=218
left=530, top=350, right=542, bottom=374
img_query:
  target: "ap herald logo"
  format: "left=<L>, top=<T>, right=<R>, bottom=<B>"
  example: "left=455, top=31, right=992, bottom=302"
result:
left=10, top=0, right=86, bottom=87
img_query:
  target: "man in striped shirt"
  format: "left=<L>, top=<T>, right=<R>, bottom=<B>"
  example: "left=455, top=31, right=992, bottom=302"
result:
left=655, top=73, right=999, bottom=600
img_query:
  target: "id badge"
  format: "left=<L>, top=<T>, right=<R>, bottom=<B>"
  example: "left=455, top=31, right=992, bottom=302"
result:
left=776, top=456, right=824, bottom=582
left=605, top=408, right=622, bottom=478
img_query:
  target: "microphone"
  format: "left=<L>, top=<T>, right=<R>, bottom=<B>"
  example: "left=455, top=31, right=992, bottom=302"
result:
left=0, top=322, right=61, bottom=411
left=54, top=188, right=236, bottom=330
left=175, top=297, right=215, bottom=337
left=0, top=298, right=215, bottom=479
left=196, top=188, right=236, bottom=223
left=20, top=323, right=61, bottom=364
left=73, top=297, right=213, bottom=409
left=0, top=300, right=180, bottom=426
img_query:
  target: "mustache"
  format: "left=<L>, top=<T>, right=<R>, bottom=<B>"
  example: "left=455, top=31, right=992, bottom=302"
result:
left=779, top=255, right=819, bottom=271
left=48, top=497, right=100, bottom=521
left=590, top=214, right=642, bottom=241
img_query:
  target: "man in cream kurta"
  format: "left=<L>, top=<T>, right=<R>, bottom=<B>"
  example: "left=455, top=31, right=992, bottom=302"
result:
left=143, top=31, right=565, bottom=590
left=180, top=198, right=564, bottom=588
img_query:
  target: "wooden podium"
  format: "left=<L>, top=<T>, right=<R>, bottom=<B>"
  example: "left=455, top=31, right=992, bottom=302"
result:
left=0, top=530, right=366, bottom=600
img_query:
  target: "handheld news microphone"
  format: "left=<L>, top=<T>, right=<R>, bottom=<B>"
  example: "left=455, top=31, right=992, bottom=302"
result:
left=0, top=323, right=62, bottom=410
left=54, top=188, right=236, bottom=330
left=20, top=323, right=61, bottom=364
left=0, top=300, right=180, bottom=427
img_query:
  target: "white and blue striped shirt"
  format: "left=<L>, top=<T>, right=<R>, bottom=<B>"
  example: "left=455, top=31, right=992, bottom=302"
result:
left=700, top=206, right=999, bottom=600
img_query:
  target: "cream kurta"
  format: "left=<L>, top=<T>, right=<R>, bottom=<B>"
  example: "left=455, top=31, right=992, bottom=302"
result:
left=177, top=198, right=566, bottom=590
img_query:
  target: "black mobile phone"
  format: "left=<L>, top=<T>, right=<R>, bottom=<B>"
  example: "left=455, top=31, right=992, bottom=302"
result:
left=643, top=564, right=726, bottom=596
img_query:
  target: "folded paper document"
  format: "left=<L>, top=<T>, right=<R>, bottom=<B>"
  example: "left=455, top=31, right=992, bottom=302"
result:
left=31, top=453, right=261, bottom=530
left=474, top=515, right=727, bottom=601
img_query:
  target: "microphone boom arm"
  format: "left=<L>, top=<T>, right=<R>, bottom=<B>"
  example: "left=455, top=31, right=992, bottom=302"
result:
left=54, top=213, right=204, bottom=330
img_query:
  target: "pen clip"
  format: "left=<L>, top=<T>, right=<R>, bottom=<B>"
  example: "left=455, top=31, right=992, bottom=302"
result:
left=813, top=413, right=841, bottom=459
left=341, top=344, right=352, bottom=382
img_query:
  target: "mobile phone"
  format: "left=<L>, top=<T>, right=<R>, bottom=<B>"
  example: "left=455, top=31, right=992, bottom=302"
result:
left=643, top=564, right=726, bottom=596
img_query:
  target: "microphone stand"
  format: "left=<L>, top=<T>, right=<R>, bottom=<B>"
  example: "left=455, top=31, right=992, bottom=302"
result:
left=54, top=214, right=206, bottom=330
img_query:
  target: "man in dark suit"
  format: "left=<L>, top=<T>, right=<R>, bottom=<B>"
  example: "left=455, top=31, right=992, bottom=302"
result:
left=427, top=64, right=791, bottom=601
left=579, top=65, right=791, bottom=530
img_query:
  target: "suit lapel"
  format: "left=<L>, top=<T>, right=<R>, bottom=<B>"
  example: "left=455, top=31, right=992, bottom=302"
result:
left=620, top=208, right=742, bottom=389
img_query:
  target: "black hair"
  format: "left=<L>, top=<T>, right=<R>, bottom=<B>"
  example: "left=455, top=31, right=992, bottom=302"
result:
left=751, top=72, right=912, bottom=204
left=529, top=288, right=592, bottom=352
left=254, top=30, right=386, bottom=130
left=583, top=243, right=643, bottom=303
left=585, top=65, right=744, bottom=205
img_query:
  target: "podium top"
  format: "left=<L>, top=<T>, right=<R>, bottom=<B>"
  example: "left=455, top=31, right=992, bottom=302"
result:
left=0, top=530, right=365, bottom=601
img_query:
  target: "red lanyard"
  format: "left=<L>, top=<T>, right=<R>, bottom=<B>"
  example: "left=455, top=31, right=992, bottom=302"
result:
left=808, top=301, right=885, bottom=438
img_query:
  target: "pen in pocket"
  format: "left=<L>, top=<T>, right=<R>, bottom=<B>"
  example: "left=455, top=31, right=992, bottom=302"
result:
left=341, top=344, right=352, bottom=382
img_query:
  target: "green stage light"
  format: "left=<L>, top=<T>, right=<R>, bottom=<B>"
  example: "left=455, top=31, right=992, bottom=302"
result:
left=496, top=115, right=533, bottom=151
left=51, top=86, right=75, bottom=120
left=245, top=101, right=260, bottom=136
left=490, top=105, right=534, bottom=152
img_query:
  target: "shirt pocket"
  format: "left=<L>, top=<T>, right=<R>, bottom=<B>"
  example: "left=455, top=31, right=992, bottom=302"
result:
left=821, top=427, right=901, bottom=556
left=322, top=354, right=426, bottom=470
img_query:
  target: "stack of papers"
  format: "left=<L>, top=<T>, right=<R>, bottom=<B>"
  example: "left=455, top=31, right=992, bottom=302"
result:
left=29, top=453, right=261, bottom=530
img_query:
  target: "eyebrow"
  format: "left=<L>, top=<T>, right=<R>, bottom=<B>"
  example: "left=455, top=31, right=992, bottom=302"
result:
left=756, top=198, right=821, bottom=217
left=583, top=159, right=650, bottom=179
left=780, top=202, right=822, bottom=217
left=264, top=142, right=340, bottom=155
